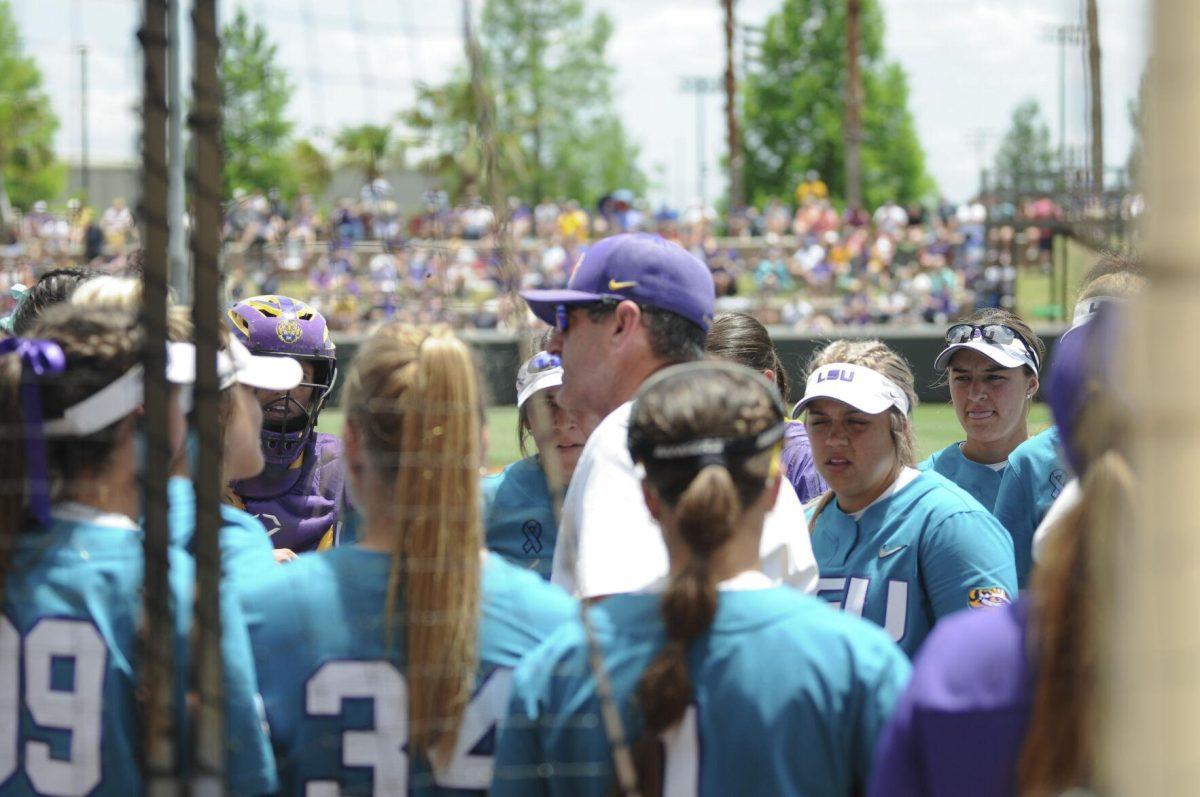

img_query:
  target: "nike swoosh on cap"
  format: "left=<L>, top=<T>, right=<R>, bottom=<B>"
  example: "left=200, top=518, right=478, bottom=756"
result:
left=608, top=279, right=637, bottom=290
left=878, top=544, right=908, bottom=559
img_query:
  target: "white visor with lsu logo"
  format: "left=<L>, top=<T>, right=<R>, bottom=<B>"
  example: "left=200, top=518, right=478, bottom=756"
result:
left=793, top=362, right=911, bottom=418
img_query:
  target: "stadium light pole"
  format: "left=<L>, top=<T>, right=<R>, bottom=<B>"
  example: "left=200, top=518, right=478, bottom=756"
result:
left=680, top=76, right=722, bottom=210
left=78, top=45, right=90, bottom=200
left=1042, top=24, right=1085, bottom=176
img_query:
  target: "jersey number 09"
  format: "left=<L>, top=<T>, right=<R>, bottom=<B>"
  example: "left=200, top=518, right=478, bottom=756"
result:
left=0, top=616, right=107, bottom=796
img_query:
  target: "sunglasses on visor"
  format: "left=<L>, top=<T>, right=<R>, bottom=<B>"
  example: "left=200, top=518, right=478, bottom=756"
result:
left=945, top=323, right=1040, bottom=368
left=527, top=352, right=561, bottom=372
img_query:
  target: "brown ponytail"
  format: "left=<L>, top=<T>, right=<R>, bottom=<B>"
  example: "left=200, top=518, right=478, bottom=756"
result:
left=341, top=323, right=481, bottom=762
left=705, top=312, right=791, bottom=402
left=625, top=363, right=782, bottom=796
left=1018, top=399, right=1131, bottom=793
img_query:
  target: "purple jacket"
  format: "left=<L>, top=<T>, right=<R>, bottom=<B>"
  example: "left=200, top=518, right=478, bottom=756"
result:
left=232, top=432, right=345, bottom=553
left=780, top=420, right=828, bottom=503
left=869, top=601, right=1033, bottom=797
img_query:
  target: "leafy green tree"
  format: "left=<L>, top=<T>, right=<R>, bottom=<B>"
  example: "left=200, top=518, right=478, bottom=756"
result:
left=334, top=124, right=398, bottom=186
left=289, top=138, right=332, bottom=198
left=220, top=8, right=294, bottom=198
left=0, top=0, right=62, bottom=227
left=404, top=74, right=528, bottom=201
left=402, top=0, right=644, bottom=205
left=742, top=0, right=932, bottom=208
left=992, top=99, right=1056, bottom=194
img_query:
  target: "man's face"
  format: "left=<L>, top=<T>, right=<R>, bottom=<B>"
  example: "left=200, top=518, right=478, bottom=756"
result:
left=546, top=305, right=616, bottom=422
left=256, top=359, right=316, bottom=424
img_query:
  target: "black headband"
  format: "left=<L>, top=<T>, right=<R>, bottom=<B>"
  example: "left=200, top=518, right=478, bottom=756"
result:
left=626, top=360, right=788, bottom=468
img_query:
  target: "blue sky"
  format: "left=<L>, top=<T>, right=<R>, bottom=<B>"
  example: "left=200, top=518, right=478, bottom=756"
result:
left=14, top=0, right=1149, bottom=204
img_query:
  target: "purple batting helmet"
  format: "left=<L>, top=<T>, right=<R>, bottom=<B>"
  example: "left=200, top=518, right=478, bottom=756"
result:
left=226, top=295, right=338, bottom=465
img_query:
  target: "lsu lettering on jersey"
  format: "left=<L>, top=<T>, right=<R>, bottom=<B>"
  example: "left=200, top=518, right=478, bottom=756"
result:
left=1, top=509, right=277, bottom=796
left=240, top=548, right=577, bottom=795
left=482, top=456, right=558, bottom=579
left=809, top=470, right=1018, bottom=657
left=919, top=442, right=1005, bottom=510
left=991, top=426, right=1067, bottom=588
left=494, top=583, right=911, bottom=796
left=168, top=475, right=276, bottom=585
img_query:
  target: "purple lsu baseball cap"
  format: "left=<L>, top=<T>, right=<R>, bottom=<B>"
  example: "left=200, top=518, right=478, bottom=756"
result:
left=520, top=233, right=716, bottom=331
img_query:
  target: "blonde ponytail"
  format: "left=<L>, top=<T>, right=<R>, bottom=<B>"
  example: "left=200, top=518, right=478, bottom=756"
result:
left=342, top=323, right=482, bottom=762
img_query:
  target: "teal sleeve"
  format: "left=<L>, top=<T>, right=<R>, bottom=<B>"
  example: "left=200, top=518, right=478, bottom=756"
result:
left=219, top=506, right=277, bottom=586
left=992, top=461, right=1036, bottom=588
left=492, top=653, right=553, bottom=797
left=917, top=454, right=934, bottom=472
left=167, top=476, right=195, bottom=549
left=239, top=570, right=305, bottom=766
left=219, top=580, right=281, bottom=795
left=919, top=511, right=1018, bottom=621
left=854, top=636, right=913, bottom=788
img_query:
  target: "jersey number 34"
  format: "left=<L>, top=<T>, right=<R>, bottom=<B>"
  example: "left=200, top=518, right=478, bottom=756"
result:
left=303, top=661, right=513, bottom=796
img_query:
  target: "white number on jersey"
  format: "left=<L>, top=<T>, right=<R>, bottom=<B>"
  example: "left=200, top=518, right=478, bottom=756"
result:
left=433, top=668, right=513, bottom=789
left=302, top=662, right=515, bottom=795
left=817, top=577, right=909, bottom=642
left=305, top=661, right=409, bottom=797
left=0, top=615, right=108, bottom=796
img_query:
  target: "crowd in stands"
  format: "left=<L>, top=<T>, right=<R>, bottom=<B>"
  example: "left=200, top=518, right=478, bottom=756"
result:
left=0, top=177, right=1089, bottom=334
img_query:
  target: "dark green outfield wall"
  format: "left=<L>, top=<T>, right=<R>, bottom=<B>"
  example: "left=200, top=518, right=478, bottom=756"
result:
left=329, top=324, right=1069, bottom=409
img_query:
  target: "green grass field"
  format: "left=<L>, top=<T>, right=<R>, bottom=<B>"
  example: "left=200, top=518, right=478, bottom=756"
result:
left=318, top=402, right=1051, bottom=470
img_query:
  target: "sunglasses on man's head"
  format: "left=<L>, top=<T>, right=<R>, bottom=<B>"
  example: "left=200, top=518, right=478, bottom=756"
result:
left=945, top=323, right=1039, bottom=367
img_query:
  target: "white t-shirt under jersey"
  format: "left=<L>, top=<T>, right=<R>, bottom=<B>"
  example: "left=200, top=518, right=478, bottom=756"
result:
left=550, top=400, right=820, bottom=599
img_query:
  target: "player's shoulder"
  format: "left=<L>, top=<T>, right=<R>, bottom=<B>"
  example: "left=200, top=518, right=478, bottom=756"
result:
left=482, top=552, right=577, bottom=649
left=720, top=587, right=904, bottom=663
left=902, top=469, right=995, bottom=519
left=918, top=441, right=961, bottom=473
left=1007, top=425, right=1061, bottom=468
left=483, top=456, right=548, bottom=507
left=242, top=545, right=376, bottom=611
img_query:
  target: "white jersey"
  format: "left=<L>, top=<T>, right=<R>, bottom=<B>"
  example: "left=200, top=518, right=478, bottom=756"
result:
left=550, top=401, right=820, bottom=599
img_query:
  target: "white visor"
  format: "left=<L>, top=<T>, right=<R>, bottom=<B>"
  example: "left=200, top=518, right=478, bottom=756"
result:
left=515, top=351, right=563, bottom=409
left=43, top=342, right=196, bottom=437
left=793, top=363, right=911, bottom=417
left=1072, top=295, right=1121, bottom=329
left=934, top=336, right=1037, bottom=373
left=170, top=338, right=303, bottom=392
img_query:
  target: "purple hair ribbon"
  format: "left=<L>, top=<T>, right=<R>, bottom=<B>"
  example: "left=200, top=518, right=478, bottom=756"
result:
left=0, top=338, right=66, bottom=525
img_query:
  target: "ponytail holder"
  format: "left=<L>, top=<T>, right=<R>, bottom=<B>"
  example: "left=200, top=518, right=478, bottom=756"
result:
left=0, top=338, right=67, bottom=526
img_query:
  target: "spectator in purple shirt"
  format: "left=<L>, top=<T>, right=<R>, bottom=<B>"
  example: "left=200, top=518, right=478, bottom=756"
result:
left=869, top=305, right=1126, bottom=797
left=705, top=312, right=827, bottom=503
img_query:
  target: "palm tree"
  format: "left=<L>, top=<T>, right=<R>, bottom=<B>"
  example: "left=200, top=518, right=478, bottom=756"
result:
left=334, top=124, right=398, bottom=186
